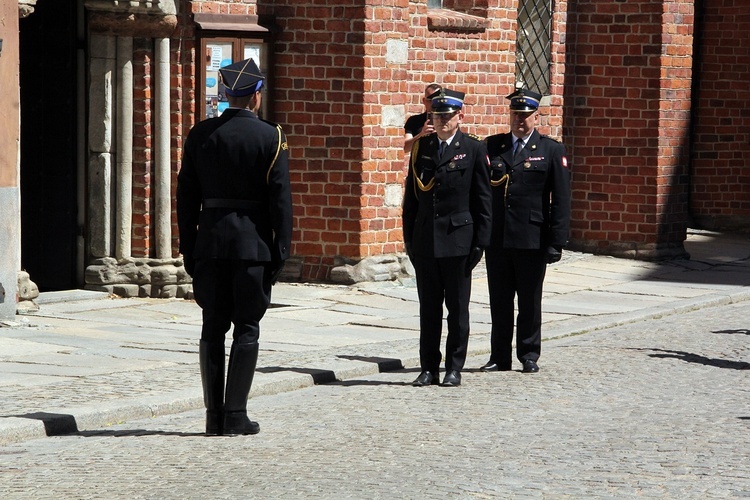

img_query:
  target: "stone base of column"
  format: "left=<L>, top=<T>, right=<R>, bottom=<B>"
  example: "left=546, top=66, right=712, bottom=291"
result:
left=84, top=257, right=193, bottom=298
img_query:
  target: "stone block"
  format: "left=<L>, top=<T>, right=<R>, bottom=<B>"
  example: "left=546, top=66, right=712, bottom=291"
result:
left=112, top=284, right=139, bottom=298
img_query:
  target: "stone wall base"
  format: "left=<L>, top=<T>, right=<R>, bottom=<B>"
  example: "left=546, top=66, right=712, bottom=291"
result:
left=692, top=215, right=750, bottom=234
left=84, top=257, right=193, bottom=298
left=329, top=254, right=414, bottom=285
left=568, top=240, right=689, bottom=261
left=18, top=253, right=416, bottom=310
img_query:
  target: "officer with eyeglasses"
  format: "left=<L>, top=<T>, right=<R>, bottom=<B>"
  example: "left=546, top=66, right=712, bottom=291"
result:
left=403, top=88, right=492, bottom=387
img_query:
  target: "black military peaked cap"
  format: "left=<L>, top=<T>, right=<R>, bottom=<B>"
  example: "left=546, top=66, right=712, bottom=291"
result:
left=506, top=88, right=542, bottom=111
left=431, top=88, right=465, bottom=114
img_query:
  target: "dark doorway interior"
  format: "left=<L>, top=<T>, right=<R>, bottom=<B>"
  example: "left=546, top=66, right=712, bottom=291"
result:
left=19, top=1, right=79, bottom=291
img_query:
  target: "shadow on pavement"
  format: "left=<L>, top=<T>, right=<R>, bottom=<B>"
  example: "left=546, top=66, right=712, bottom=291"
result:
left=336, top=355, right=405, bottom=372
left=4, top=412, right=78, bottom=436
left=328, top=379, right=413, bottom=387
left=646, top=348, right=750, bottom=370
left=257, top=366, right=337, bottom=383
left=713, top=328, right=750, bottom=335
left=75, top=429, right=205, bottom=438
left=640, top=230, right=750, bottom=286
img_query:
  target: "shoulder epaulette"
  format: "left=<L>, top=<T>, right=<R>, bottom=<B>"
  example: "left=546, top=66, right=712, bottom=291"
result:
left=265, top=122, right=287, bottom=184
left=260, top=118, right=280, bottom=128
left=540, top=134, right=562, bottom=143
left=464, top=133, right=482, bottom=142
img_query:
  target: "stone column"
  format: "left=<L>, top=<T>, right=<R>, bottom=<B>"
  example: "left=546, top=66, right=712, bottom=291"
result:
left=154, top=37, right=171, bottom=259
left=116, top=36, right=133, bottom=260
left=88, top=34, right=115, bottom=259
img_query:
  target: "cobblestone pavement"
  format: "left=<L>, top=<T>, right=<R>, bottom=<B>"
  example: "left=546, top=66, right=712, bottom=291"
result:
left=1, top=301, right=748, bottom=499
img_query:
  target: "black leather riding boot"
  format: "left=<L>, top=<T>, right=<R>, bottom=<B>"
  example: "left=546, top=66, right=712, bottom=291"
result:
left=223, top=342, right=260, bottom=435
left=199, top=340, right=225, bottom=435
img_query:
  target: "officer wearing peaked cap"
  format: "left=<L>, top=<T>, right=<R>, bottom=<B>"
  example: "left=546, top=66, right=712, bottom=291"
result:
left=403, top=87, right=492, bottom=388
left=479, top=88, right=571, bottom=375
left=177, top=58, right=292, bottom=436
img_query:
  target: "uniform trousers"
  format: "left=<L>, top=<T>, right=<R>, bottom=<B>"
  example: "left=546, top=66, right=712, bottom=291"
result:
left=413, top=254, right=472, bottom=374
left=192, top=259, right=272, bottom=346
left=485, top=248, right=547, bottom=366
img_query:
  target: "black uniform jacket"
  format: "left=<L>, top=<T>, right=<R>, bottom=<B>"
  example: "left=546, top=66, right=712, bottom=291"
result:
left=485, top=129, right=571, bottom=250
left=177, top=108, right=293, bottom=263
left=403, top=129, right=492, bottom=258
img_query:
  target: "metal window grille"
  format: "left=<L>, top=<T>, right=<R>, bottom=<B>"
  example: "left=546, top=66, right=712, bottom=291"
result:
left=515, top=0, right=552, bottom=95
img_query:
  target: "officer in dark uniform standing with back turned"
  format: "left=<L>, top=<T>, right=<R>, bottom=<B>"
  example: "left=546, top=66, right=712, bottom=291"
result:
left=479, top=89, right=571, bottom=374
left=403, top=88, right=492, bottom=387
left=177, top=58, right=292, bottom=436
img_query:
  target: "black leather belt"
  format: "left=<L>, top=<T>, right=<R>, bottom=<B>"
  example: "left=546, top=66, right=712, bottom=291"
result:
left=202, top=198, right=262, bottom=209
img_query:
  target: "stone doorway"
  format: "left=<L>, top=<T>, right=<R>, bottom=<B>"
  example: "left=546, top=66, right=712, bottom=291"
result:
left=19, top=0, right=80, bottom=292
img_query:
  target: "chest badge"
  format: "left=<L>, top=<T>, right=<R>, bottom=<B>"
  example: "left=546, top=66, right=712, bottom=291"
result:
left=524, top=161, right=532, bottom=169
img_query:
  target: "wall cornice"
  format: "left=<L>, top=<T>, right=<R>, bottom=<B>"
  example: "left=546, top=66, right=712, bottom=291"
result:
left=84, top=1, right=179, bottom=37
left=84, top=1, right=178, bottom=16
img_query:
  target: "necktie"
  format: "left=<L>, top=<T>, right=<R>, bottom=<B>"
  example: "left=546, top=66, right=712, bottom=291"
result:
left=513, top=139, right=524, bottom=159
left=439, top=141, right=448, bottom=157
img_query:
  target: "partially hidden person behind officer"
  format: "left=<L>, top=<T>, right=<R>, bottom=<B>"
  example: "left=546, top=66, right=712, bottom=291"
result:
left=177, top=58, right=293, bottom=436
left=403, top=83, right=442, bottom=153
left=479, top=89, right=571, bottom=374
left=403, top=88, right=492, bottom=387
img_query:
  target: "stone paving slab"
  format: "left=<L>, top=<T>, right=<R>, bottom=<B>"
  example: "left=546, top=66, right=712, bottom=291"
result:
left=0, top=229, right=748, bottom=450
left=0, top=301, right=747, bottom=497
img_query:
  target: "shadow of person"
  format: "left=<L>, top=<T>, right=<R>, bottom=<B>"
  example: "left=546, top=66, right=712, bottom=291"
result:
left=75, top=429, right=205, bottom=438
left=6, top=412, right=207, bottom=438
left=647, top=348, right=750, bottom=370
left=713, top=328, right=750, bottom=335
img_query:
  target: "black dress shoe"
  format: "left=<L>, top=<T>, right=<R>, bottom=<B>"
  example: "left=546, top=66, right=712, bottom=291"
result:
left=522, top=360, right=540, bottom=373
left=480, top=361, right=513, bottom=372
left=441, top=370, right=461, bottom=387
left=479, top=361, right=499, bottom=372
left=412, top=371, right=439, bottom=387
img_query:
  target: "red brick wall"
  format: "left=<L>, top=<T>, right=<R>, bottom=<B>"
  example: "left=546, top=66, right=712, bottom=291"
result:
left=132, top=38, right=154, bottom=258
left=267, top=2, right=370, bottom=280
left=690, top=0, right=750, bottom=231
left=362, top=1, right=411, bottom=264
left=117, top=0, right=750, bottom=280
left=564, top=0, right=693, bottom=259
left=171, top=0, right=568, bottom=279
left=170, top=13, right=196, bottom=260
left=261, top=0, right=538, bottom=279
